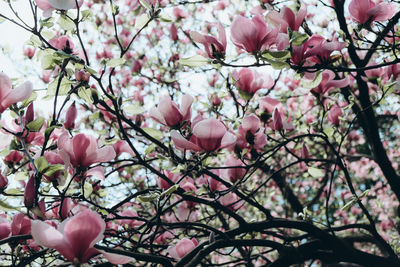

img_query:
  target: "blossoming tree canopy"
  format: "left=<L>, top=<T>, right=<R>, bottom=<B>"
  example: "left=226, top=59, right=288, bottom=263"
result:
left=0, top=0, right=400, bottom=265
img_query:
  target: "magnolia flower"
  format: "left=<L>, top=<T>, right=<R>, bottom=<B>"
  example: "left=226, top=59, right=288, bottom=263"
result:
left=349, top=0, right=396, bottom=25
left=236, top=114, right=267, bottom=150
left=267, top=5, right=307, bottom=33
left=291, top=34, right=345, bottom=66
left=49, top=36, right=75, bottom=53
left=270, top=108, right=295, bottom=131
left=150, top=95, right=193, bottom=127
left=190, top=22, right=227, bottom=59
left=303, top=37, right=346, bottom=64
left=327, top=104, right=343, bottom=126
left=259, top=96, right=282, bottom=113
left=232, top=68, right=273, bottom=96
left=34, top=0, right=82, bottom=17
left=171, top=118, right=236, bottom=152
left=0, top=215, right=10, bottom=240
left=230, top=15, right=279, bottom=53
left=168, top=237, right=198, bottom=259
left=0, top=73, right=33, bottom=113
left=11, top=213, right=31, bottom=236
left=31, top=210, right=132, bottom=264
left=64, top=103, right=77, bottom=130
left=311, top=70, right=350, bottom=94
left=222, top=155, right=246, bottom=183
left=58, top=132, right=116, bottom=168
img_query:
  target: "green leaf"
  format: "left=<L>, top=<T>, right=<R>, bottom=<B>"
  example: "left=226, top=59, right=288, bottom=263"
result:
left=44, top=164, right=64, bottom=177
left=143, top=128, right=163, bottom=139
left=5, top=188, right=23, bottom=195
left=0, top=199, right=20, bottom=212
left=21, top=91, right=37, bottom=107
left=85, top=66, right=97, bottom=75
left=41, top=30, right=56, bottom=40
left=135, top=13, right=149, bottom=29
left=139, top=0, right=151, bottom=9
left=58, top=15, right=75, bottom=31
left=359, top=189, right=370, bottom=198
left=262, top=50, right=291, bottom=61
left=161, top=184, right=179, bottom=197
left=78, top=88, right=93, bottom=104
left=137, top=193, right=160, bottom=202
left=264, top=59, right=290, bottom=70
left=81, top=10, right=93, bottom=21
left=28, top=35, right=41, bottom=47
left=300, top=71, right=322, bottom=89
left=124, top=104, right=145, bottom=115
left=40, top=17, right=54, bottom=28
left=291, top=31, right=309, bottom=46
left=238, top=89, right=253, bottom=100
left=26, top=117, right=45, bottom=132
left=179, top=55, right=208, bottom=67
left=159, top=12, right=173, bottom=22
left=47, top=77, right=74, bottom=96
left=308, top=167, right=324, bottom=178
left=144, top=144, right=155, bottom=155
left=83, top=182, right=93, bottom=198
left=341, top=198, right=356, bottom=211
left=108, top=58, right=126, bottom=68
left=34, top=157, right=49, bottom=172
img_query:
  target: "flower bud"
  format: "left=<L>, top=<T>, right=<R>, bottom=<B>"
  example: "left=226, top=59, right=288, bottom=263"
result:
left=24, top=175, right=35, bottom=209
left=64, top=103, right=77, bottom=130
left=0, top=174, right=8, bottom=190
left=25, top=103, right=34, bottom=124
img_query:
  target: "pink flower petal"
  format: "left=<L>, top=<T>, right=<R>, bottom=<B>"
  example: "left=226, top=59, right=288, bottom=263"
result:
left=171, top=130, right=202, bottom=151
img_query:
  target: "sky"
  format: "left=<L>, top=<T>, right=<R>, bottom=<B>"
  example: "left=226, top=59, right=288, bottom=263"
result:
left=0, top=2, right=32, bottom=76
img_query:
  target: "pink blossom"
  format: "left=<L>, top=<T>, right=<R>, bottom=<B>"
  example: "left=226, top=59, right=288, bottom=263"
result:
left=259, top=96, right=282, bottom=113
left=24, top=175, right=36, bottom=209
left=113, top=140, right=135, bottom=156
left=311, top=70, right=350, bottom=94
left=232, top=68, right=273, bottom=96
left=236, top=114, right=267, bottom=150
left=270, top=108, right=295, bottom=131
left=267, top=5, right=307, bottom=33
left=349, top=0, right=396, bottom=25
left=171, top=118, right=236, bottom=152
left=190, top=22, right=227, bottom=59
left=157, top=171, right=180, bottom=189
left=34, top=0, right=82, bottom=17
left=75, top=70, right=90, bottom=82
left=58, top=132, right=116, bottom=168
left=11, top=213, right=31, bottom=236
left=170, top=24, right=179, bottom=41
left=50, top=36, right=75, bottom=53
left=43, top=151, right=65, bottom=184
left=64, top=103, right=77, bottom=130
left=150, top=95, right=193, bottom=127
left=23, top=47, right=35, bottom=59
left=230, top=15, right=279, bottom=53
left=222, top=155, right=246, bottom=183
left=117, top=210, right=144, bottom=228
left=303, top=37, right=346, bottom=65
left=168, top=237, right=198, bottom=259
left=0, top=215, right=10, bottom=240
left=291, top=35, right=345, bottom=66
left=0, top=73, right=33, bottom=113
left=327, top=104, right=343, bottom=126
left=219, top=192, right=241, bottom=210
left=31, top=210, right=132, bottom=264
left=0, top=173, right=8, bottom=190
